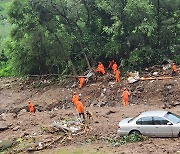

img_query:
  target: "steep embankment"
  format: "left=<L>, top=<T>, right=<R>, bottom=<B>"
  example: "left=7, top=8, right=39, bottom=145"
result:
left=0, top=69, right=179, bottom=114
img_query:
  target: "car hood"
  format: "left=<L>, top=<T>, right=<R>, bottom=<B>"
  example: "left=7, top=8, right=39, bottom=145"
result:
left=119, top=117, right=133, bottom=125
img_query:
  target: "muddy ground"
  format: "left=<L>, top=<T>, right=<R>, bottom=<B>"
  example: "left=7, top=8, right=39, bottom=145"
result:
left=0, top=66, right=180, bottom=153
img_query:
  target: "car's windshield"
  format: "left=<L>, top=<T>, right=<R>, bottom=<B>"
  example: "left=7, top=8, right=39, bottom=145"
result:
left=128, top=114, right=140, bottom=123
left=164, top=112, right=180, bottom=124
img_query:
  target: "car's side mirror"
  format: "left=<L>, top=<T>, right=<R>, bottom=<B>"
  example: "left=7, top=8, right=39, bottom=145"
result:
left=167, top=122, right=173, bottom=125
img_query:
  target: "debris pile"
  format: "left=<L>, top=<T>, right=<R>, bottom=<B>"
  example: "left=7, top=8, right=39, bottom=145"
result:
left=127, top=72, right=140, bottom=84
left=162, top=83, right=180, bottom=109
left=2, top=117, right=92, bottom=153
left=47, top=118, right=91, bottom=135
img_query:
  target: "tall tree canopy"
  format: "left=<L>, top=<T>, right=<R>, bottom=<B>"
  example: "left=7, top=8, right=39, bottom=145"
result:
left=0, top=0, right=179, bottom=76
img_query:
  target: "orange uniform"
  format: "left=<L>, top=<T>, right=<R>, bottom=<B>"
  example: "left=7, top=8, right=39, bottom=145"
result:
left=172, top=63, right=177, bottom=76
left=76, top=101, right=84, bottom=114
left=172, top=64, right=177, bottom=72
left=96, top=62, right=106, bottom=75
left=28, top=101, right=34, bottom=113
left=79, top=77, right=85, bottom=89
left=115, top=70, right=120, bottom=82
left=112, top=62, right=118, bottom=74
left=122, top=89, right=130, bottom=106
left=72, top=93, right=80, bottom=107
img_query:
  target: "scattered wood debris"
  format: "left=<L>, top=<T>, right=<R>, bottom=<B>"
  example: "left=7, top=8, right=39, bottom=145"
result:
left=140, top=76, right=173, bottom=81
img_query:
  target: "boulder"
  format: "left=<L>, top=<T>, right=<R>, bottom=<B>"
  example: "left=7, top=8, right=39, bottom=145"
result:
left=0, top=140, right=13, bottom=151
left=12, top=126, right=20, bottom=131
left=1, top=113, right=16, bottom=121
left=0, top=122, right=9, bottom=131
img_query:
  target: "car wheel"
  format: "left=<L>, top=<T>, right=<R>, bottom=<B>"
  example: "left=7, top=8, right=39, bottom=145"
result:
left=129, top=130, right=141, bottom=136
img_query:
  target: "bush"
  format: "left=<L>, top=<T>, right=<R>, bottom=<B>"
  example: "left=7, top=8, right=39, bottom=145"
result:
left=128, top=47, right=163, bottom=71
left=104, top=134, right=147, bottom=147
left=0, top=63, right=14, bottom=77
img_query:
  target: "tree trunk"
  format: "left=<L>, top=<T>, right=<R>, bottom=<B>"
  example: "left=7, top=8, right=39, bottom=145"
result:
left=68, top=60, right=77, bottom=76
left=79, top=41, right=91, bottom=70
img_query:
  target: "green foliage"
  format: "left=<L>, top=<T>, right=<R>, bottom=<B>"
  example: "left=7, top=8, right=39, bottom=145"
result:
left=0, top=63, right=13, bottom=77
left=0, top=0, right=179, bottom=76
left=121, top=134, right=142, bottom=143
left=104, top=134, right=147, bottom=147
left=128, top=47, right=163, bottom=70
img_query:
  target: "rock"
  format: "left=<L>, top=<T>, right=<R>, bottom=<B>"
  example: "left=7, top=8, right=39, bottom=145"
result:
left=162, top=103, right=172, bottom=109
left=152, top=72, right=158, bottom=76
left=97, top=101, right=107, bottom=107
left=0, top=122, right=9, bottom=131
left=18, top=109, right=27, bottom=115
left=0, top=140, right=13, bottom=151
left=106, top=110, right=116, bottom=115
left=20, top=132, right=29, bottom=138
left=108, top=82, right=116, bottom=88
left=50, top=113, right=57, bottom=119
left=107, top=101, right=116, bottom=107
left=94, top=121, right=99, bottom=123
left=162, top=104, right=167, bottom=109
left=127, top=72, right=140, bottom=83
left=138, top=143, right=143, bottom=147
left=1, top=113, right=16, bottom=121
left=0, top=109, right=6, bottom=115
left=12, top=126, right=20, bottom=131
left=136, top=86, right=144, bottom=92
left=105, top=89, right=111, bottom=96
left=91, top=100, right=98, bottom=106
left=0, top=116, right=5, bottom=121
left=172, top=102, right=180, bottom=107
left=26, top=143, right=37, bottom=152
left=127, top=77, right=139, bottom=84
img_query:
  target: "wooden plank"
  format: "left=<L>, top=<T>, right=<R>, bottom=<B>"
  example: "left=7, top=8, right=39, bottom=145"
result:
left=140, top=76, right=173, bottom=81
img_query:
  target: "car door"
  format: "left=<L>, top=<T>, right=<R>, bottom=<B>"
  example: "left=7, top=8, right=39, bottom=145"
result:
left=153, top=116, right=173, bottom=137
left=136, top=116, right=155, bottom=136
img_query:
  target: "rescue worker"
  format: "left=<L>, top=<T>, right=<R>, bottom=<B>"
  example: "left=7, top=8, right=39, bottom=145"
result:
left=96, top=62, right=106, bottom=75
left=172, top=62, right=177, bottom=76
left=79, top=76, right=85, bottom=89
left=122, top=88, right=130, bottom=106
left=72, top=92, right=80, bottom=107
left=28, top=101, right=35, bottom=113
left=115, top=69, right=120, bottom=82
left=112, top=62, right=118, bottom=74
left=76, top=99, right=85, bottom=120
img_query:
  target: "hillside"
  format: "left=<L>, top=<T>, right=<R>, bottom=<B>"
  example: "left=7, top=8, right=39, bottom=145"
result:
left=0, top=66, right=180, bottom=153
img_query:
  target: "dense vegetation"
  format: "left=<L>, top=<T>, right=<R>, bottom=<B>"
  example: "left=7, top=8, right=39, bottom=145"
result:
left=0, top=0, right=179, bottom=76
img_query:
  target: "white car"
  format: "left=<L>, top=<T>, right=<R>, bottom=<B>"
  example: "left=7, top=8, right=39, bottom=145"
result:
left=117, top=110, right=180, bottom=137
